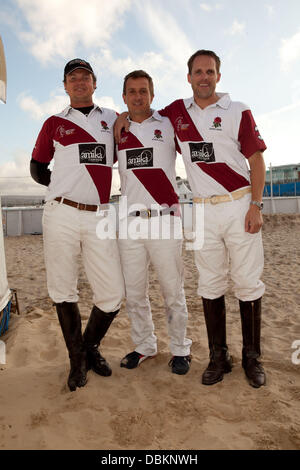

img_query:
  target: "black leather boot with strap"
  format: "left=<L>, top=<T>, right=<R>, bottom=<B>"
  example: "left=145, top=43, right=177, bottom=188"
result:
left=56, top=302, right=87, bottom=392
left=83, top=306, right=119, bottom=376
left=239, top=297, right=266, bottom=388
left=202, top=296, right=233, bottom=385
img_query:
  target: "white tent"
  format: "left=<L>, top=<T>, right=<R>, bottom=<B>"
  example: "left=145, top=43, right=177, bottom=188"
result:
left=0, top=35, right=7, bottom=103
left=0, top=199, right=11, bottom=311
left=0, top=36, right=11, bottom=335
left=177, top=179, right=193, bottom=201
left=0, top=198, right=11, bottom=335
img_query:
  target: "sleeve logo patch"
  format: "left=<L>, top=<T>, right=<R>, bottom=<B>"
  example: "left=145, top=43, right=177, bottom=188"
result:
left=79, top=143, right=106, bottom=164
left=189, top=142, right=215, bottom=163
left=126, top=148, right=153, bottom=169
left=255, top=126, right=263, bottom=140
left=174, top=116, right=190, bottom=132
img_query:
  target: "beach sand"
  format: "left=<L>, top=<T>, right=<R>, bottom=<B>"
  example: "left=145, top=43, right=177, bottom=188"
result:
left=1, top=214, right=300, bottom=450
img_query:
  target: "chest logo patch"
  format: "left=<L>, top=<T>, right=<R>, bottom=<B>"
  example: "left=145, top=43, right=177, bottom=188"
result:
left=79, top=143, right=106, bottom=164
left=126, top=148, right=153, bottom=169
left=211, top=116, right=222, bottom=129
left=101, top=120, right=109, bottom=131
left=189, top=142, right=215, bottom=163
left=154, top=129, right=162, bottom=139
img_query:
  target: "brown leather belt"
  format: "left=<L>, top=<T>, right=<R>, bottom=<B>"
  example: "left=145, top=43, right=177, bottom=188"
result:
left=55, top=197, right=99, bottom=212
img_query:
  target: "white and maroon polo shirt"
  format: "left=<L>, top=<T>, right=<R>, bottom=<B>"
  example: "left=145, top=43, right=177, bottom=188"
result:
left=117, top=111, right=179, bottom=210
left=32, top=105, right=117, bottom=205
left=159, top=93, right=267, bottom=198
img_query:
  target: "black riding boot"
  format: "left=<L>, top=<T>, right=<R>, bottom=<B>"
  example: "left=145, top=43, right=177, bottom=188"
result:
left=202, top=296, right=232, bottom=385
left=239, top=297, right=266, bottom=388
left=83, top=306, right=119, bottom=376
left=56, top=302, right=87, bottom=392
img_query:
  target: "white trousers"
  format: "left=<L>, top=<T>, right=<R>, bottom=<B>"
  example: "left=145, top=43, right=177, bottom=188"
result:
left=42, top=200, right=125, bottom=312
left=194, top=194, right=265, bottom=301
left=118, top=228, right=192, bottom=357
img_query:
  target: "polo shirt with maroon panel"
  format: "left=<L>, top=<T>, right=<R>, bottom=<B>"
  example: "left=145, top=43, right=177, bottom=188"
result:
left=32, top=105, right=125, bottom=312
left=32, top=105, right=117, bottom=205
left=116, top=111, right=192, bottom=357
left=159, top=94, right=266, bottom=301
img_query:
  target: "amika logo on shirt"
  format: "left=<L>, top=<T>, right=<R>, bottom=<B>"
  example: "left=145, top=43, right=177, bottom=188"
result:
left=126, top=148, right=153, bottom=169
left=189, top=142, right=215, bottom=163
left=79, top=143, right=107, bottom=164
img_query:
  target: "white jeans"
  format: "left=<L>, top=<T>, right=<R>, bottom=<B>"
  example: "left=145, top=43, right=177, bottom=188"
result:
left=118, top=224, right=192, bottom=356
left=194, top=194, right=265, bottom=301
left=42, top=200, right=125, bottom=312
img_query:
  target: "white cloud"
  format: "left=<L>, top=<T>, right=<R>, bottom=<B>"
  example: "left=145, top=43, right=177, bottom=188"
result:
left=200, top=3, right=212, bottom=12
left=91, top=49, right=165, bottom=80
left=265, top=4, right=275, bottom=17
left=94, top=96, right=120, bottom=113
left=136, top=3, right=193, bottom=66
left=200, top=3, right=223, bottom=12
left=18, top=91, right=69, bottom=120
left=15, top=0, right=132, bottom=63
left=279, top=30, right=300, bottom=72
left=0, top=150, right=45, bottom=195
left=17, top=90, right=120, bottom=120
left=257, top=101, right=300, bottom=167
left=226, top=20, right=246, bottom=36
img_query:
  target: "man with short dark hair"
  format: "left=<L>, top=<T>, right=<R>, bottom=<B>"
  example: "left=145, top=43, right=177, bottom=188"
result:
left=161, top=50, right=266, bottom=388
left=117, top=70, right=192, bottom=375
left=31, top=58, right=125, bottom=392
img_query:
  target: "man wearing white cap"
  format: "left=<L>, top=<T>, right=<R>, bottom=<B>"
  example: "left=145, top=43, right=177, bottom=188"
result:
left=31, top=59, right=125, bottom=391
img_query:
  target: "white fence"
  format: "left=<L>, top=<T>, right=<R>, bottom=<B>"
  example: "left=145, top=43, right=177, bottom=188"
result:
left=2, top=197, right=300, bottom=236
left=2, top=207, right=43, bottom=236
left=262, top=197, right=300, bottom=214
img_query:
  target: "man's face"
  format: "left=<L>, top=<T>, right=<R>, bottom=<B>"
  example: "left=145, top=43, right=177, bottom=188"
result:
left=64, top=69, right=96, bottom=106
left=187, top=55, right=221, bottom=103
left=123, top=77, right=153, bottom=120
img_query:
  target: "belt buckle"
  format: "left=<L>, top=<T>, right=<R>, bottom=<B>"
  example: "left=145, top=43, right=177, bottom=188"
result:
left=147, top=209, right=151, bottom=218
left=139, top=210, right=149, bottom=219
left=210, top=195, right=218, bottom=205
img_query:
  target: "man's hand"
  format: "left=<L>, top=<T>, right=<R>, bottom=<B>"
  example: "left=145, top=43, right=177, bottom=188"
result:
left=114, top=112, right=130, bottom=143
left=244, top=205, right=263, bottom=233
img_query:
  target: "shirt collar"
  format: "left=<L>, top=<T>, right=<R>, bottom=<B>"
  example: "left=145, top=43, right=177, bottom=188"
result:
left=185, top=93, right=231, bottom=110
left=62, top=104, right=102, bottom=116
left=128, top=109, right=163, bottom=123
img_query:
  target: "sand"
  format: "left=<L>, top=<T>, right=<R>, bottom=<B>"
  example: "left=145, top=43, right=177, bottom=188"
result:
left=1, top=214, right=300, bottom=450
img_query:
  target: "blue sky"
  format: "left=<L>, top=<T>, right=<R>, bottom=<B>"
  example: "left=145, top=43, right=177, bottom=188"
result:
left=0, top=0, right=300, bottom=195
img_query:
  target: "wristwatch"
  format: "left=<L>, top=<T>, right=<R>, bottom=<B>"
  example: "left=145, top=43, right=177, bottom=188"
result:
left=250, top=200, right=264, bottom=210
